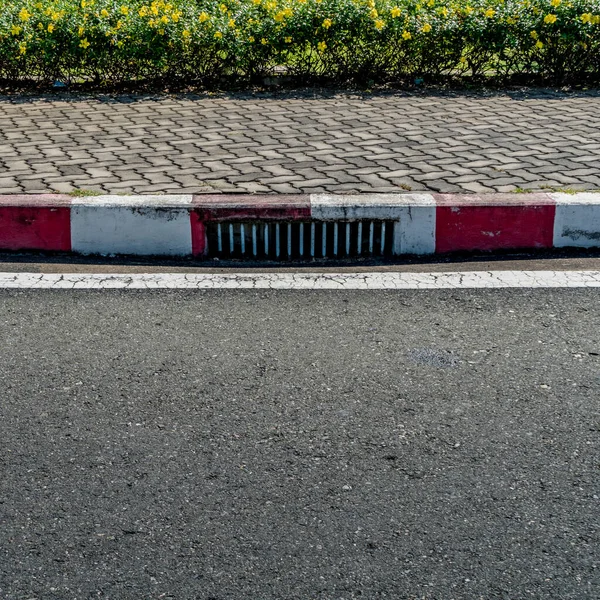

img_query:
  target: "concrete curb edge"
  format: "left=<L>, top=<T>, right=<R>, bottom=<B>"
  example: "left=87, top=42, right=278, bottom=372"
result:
left=0, top=192, right=598, bottom=256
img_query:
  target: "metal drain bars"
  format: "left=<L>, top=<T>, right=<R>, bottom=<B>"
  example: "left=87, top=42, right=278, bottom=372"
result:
left=206, top=220, right=396, bottom=259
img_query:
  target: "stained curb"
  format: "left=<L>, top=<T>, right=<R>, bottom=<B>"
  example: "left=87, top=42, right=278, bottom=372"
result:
left=0, top=193, right=599, bottom=257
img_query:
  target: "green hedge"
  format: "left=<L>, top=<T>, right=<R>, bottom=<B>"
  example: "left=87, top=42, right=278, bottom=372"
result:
left=1, top=0, right=600, bottom=83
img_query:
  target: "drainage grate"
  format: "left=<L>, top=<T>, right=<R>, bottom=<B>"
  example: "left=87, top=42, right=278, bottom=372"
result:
left=205, top=221, right=396, bottom=259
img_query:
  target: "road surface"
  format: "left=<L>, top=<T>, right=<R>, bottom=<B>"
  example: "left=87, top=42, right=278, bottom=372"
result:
left=0, top=269, right=599, bottom=599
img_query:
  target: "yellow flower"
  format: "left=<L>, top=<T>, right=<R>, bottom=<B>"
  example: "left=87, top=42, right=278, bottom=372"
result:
left=182, top=29, right=191, bottom=38
left=228, top=18, right=236, bottom=27
left=79, top=37, right=90, bottom=48
left=374, top=19, right=385, bottom=29
left=138, top=7, right=148, bottom=16
left=81, top=0, right=87, bottom=7
left=391, top=7, right=401, bottom=17
left=485, top=8, right=495, bottom=18
left=422, top=23, right=432, bottom=32
left=51, top=11, right=61, bottom=21
left=439, top=7, right=448, bottom=17
left=148, top=18, right=155, bottom=25
left=120, top=5, right=129, bottom=15
left=274, top=12, right=285, bottom=22
left=10, top=25, right=22, bottom=35
left=317, top=40, right=327, bottom=51
left=544, top=14, right=557, bottom=24
left=550, top=0, right=560, bottom=6
left=199, top=11, right=209, bottom=22
left=219, top=4, right=227, bottom=12
left=580, top=13, right=592, bottom=23
left=593, top=15, right=600, bottom=24
left=248, top=35, right=255, bottom=42
left=506, top=16, right=516, bottom=24
left=19, top=8, right=31, bottom=21
left=369, top=8, right=378, bottom=18
left=464, top=6, right=473, bottom=14
left=252, top=0, right=261, bottom=4
left=172, top=11, right=181, bottom=22
left=116, top=20, right=123, bottom=29
left=151, top=5, right=159, bottom=15
left=323, top=18, right=332, bottom=28
left=78, top=25, right=85, bottom=36
left=19, top=41, right=27, bottom=54
left=536, top=40, right=544, bottom=48
left=402, top=30, right=411, bottom=40
left=160, top=15, right=169, bottom=23
left=284, top=36, right=292, bottom=42
left=158, top=28, right=165, bottom=34
left=261, top=37, right=268, bottom=44
left=101, top=8, right=109, bottom=17
left=48, top=23, right=55, bottom=33
left=37, top=22, right=43, bottom=30
left=214, top=30, right=223, bottom=38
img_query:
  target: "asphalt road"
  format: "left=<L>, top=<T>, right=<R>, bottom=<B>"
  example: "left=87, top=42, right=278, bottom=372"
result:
left=0, top=288, right=599, bottom=599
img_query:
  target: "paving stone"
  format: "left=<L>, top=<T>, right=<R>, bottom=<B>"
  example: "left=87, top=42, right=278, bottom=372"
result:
left=266, top=183, right=301, bottom=193
left=0, top=90, right=599, bottom=194
left=460, top=181, right=498, bottom=193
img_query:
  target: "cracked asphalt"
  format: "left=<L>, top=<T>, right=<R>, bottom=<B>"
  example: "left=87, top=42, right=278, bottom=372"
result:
left=0, top=286, right=599, bottom=599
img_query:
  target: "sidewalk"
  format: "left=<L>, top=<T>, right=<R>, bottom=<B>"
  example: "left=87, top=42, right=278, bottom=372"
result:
left=1, top=89, right=599, bottom=196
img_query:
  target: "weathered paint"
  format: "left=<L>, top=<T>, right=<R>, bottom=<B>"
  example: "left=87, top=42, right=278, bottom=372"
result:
left=0, top=207, right=71, bottom=251
left=392, top=204, right=437, bottom=255
left=311, top=193, right=436, bottom=220
left=192, top=194, right=310, bottom=221
left=436, top=205, right=555, bottom=253
left=71, top=206, right=193, bottom=256
left=191, top=219, right=207, bottom=256
left=0, top=271, right=599, bottom=290
left=551, top=193, right=600, bottom=248
left=72, top=195, right=194, bottom=208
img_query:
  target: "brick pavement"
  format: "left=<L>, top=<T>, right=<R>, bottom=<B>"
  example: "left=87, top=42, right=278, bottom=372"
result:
left=1, top=89, right=599, bottom=195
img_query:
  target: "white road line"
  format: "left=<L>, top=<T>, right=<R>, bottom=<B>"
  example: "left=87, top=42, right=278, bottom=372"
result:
left=0, top=271, right=598, bottom=289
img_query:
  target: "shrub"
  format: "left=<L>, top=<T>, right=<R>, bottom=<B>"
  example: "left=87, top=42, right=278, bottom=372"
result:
left=0, top=0, right=599, bottom=84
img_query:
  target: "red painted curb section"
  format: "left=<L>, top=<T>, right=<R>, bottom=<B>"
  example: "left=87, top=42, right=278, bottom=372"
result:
left=0, top=195, right=73, bottom=207
left=434, top=194, right=556, bottom=253
left=0, top=196, right=72, bottom=251
left=191, top=194, right=311, bottom=221
left=190, top=194, right=311, bottom=255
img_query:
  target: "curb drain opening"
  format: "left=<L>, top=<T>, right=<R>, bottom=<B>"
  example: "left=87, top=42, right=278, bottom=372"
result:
left=206, top=220, right=396, bottom=260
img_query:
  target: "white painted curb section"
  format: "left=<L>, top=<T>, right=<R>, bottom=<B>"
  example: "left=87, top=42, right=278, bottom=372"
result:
left=1, top=271, right=599, bottom=289
left=551, top=193, right=600, bottom=248
left=71, top=195, right=194, bottom=256
left=312, top=194, right=436, bottom=255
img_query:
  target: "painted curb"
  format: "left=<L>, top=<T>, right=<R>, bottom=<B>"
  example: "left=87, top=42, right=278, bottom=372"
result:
left=0, top=193, right=598, bottom=256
